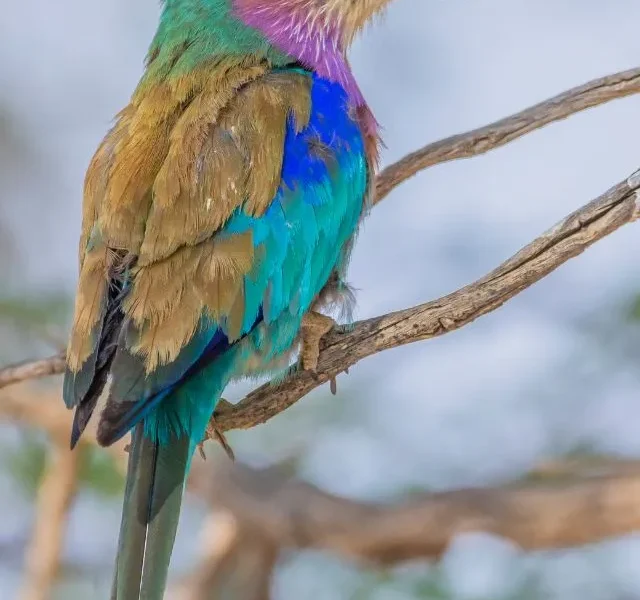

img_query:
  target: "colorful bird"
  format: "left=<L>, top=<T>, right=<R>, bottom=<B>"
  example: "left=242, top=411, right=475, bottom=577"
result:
left=63, top=0, right=388, bottom=597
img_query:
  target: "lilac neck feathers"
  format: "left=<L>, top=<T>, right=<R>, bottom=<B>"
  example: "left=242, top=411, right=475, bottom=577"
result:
left=232, top=0, right=365, bottom=106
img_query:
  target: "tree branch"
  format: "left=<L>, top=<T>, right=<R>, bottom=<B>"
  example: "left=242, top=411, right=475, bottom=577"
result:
left=213, top=169, right=640, bottom=431
left=0, top=352, right=65, bottom=391
left=201, top=459, right=640, bottom=564
left=375, top=66, right=640, bottom=202
left=1, top=68, right=639, bottom=434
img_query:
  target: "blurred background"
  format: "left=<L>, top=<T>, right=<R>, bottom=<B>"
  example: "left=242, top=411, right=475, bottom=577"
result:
left=2, top=0, right=640, bottom=598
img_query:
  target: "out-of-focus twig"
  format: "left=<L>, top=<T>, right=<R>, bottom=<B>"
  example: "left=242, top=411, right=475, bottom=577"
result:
left=0, top=386, right=128, bottom=465
left=2, top=386, right=126, bottom=598
left=6, top=384, right=640, bottom=578
left=0, top=352, right=65, bottom=391
left=18, top=438, right=79, bottom=600
left=527, top=456, right=640, bottom=481
left=173, top=512, right=277, bottom=600
left=201, top=459, right=640, bottom=564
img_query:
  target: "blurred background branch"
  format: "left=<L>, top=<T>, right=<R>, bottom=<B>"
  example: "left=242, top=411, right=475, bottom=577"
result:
left=6, top=382, right=640, bottom=600
left=19, top=440, right=79, bottom=600
left=193, top=458, right=640, bottom=563
left=0, top=354, right=66, bottom=391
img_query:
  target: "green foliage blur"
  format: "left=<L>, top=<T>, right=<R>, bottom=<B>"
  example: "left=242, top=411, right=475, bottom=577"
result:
left=5, top=434, right=124, bottom=500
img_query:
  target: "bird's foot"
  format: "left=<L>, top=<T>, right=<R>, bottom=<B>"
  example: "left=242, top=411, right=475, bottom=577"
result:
left=301, top=311, right=335, bottom=373
left=199, top=399, right=235, bottom=461
left=197, top=441, right=207, bottom=461
left=329, top=367, right=350, bottom=395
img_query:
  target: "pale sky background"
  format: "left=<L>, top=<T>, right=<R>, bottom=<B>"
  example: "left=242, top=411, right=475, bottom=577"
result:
left=1, top=1, right=640, bottom=598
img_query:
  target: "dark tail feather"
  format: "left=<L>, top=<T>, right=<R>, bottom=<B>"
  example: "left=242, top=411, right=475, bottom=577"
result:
left=111, top=424, right=190, bottom=600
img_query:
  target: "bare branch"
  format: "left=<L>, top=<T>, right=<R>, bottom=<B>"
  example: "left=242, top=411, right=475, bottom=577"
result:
left=214, top=170, right=640, bottom=431
left=2, top=67, right=639, bottom=396
left=0, top=352, right=65, bottom=391
left=18, top=439, right=79, bottom=600
left=375, top=67, right=640, bottom=202
left=203, top=459, right=640, bottom=564
left=2, top=171, right=639, bottom=435
left=1, top=68, right=639, bottom=434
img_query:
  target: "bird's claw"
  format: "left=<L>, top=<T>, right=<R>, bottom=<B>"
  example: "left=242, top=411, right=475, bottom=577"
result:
left=329, top=366, right=351, bottom=395
left=205, top=414, right=235, bottom=462
left=301, top=311, right=335, bottom=373
left=197, top=442, right=207, bottom=460
left=197, top=399, right=236, bottom=461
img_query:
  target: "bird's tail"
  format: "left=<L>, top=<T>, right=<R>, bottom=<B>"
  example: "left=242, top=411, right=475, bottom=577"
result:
left=110, top=423, right=191, bottom=600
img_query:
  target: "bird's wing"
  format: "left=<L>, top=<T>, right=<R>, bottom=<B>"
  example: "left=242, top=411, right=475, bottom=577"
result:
left=63, top=68, right=370, bottom=446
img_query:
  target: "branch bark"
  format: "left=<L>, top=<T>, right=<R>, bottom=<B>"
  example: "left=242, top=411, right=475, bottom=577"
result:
left=213, top=169, right=640, bottom=431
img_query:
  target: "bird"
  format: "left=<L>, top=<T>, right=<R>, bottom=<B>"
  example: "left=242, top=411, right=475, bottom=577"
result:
left=63, top=0, right=388, bottom=597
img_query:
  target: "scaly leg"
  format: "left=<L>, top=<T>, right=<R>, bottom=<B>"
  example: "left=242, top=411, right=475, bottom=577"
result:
left=300, top=311, right=336, bottom=373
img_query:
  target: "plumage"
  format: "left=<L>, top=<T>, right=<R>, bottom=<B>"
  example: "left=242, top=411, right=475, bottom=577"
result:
left=63, top=0, right=389, bottom=598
